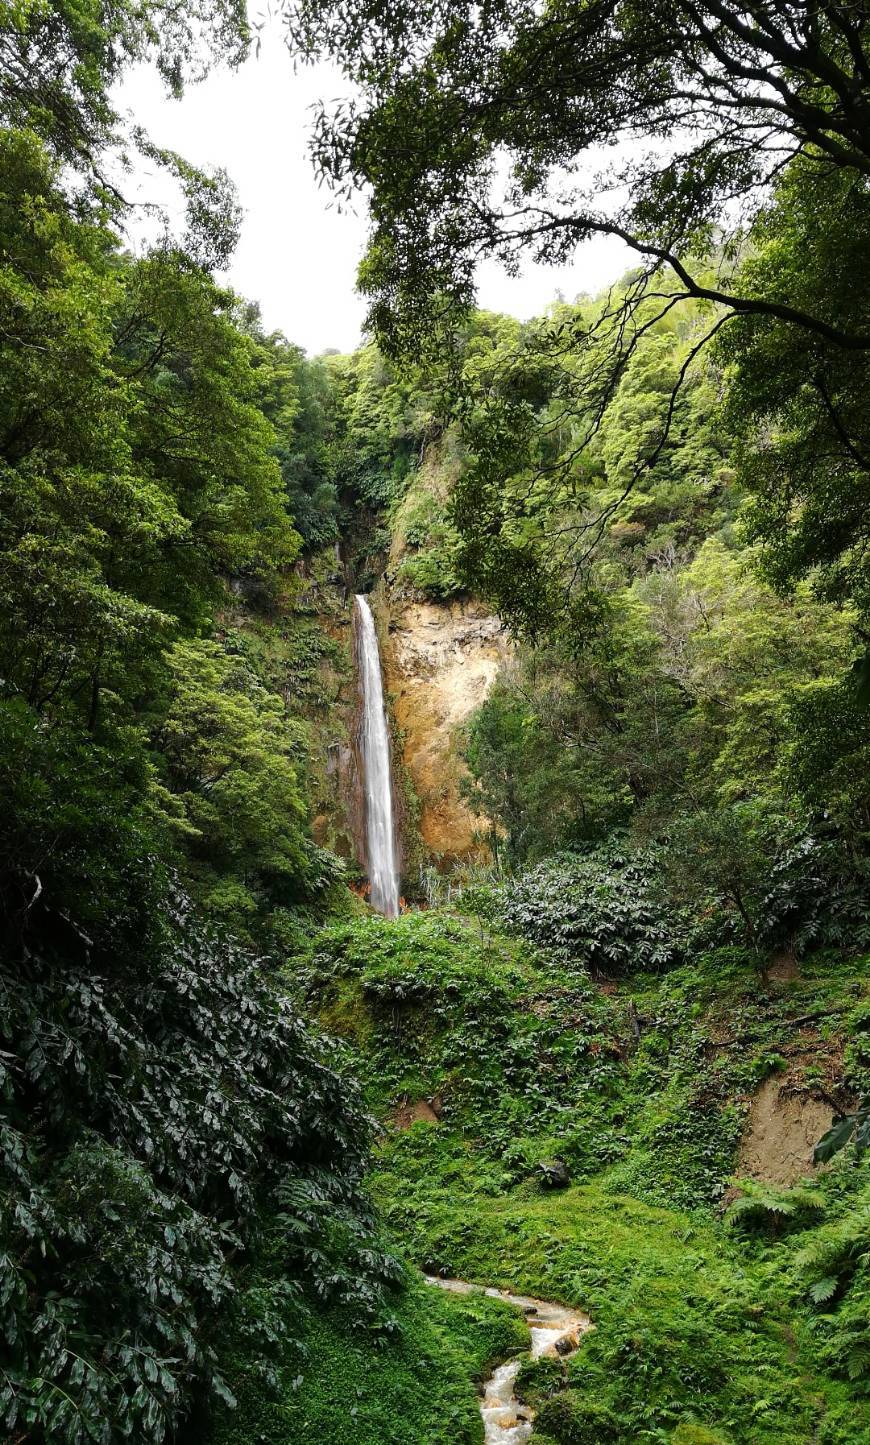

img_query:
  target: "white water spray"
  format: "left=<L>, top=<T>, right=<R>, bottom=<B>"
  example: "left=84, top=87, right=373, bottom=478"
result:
left=355, top=594, right=400, bottom=917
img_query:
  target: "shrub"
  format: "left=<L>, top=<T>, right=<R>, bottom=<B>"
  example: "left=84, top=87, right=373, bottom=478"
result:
left=670, top=1426, right=732, bottom=1444
left=0, top=875, right=390, bottom=1443
left=514, top=1354, right=565, bottom=1406
left=535, top=1390, right=620, bottom=1443
left=499, top=847, right=679, bottom=974
left=725, top=1179, right=826, bottom=1236
left=793, top=1198, right=870, bottom=1388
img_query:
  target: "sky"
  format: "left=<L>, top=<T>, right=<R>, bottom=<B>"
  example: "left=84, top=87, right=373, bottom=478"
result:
left=115, top=23, right=630, bottom=356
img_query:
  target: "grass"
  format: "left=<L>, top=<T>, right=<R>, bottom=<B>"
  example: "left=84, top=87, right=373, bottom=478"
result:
left=210, top=1279, right=528, bottom=1445
left=212, top=911, right=870, bottom=1443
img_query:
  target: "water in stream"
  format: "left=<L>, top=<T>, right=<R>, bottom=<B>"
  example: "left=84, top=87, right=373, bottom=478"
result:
left=426, top=1277, right=591, bottom=1444
left=355, top=594, right=400, bottom=917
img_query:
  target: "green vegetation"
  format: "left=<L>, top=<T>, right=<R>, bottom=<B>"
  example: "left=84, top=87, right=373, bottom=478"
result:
left=213, top=1280, right=527, bottom=1445
left=0, top=10, right=394, bottom=1441
left=298, top=910, right=870, bottom=1443
left=4, top=2, right=870, bottom=1442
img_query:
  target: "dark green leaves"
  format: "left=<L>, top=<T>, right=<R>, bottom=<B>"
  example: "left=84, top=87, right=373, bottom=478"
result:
left=498, top=847, right=680, bottom=975
left=0, top=877, right=380, bottom=1443
left=814, top=1103, right=870, bottom=1165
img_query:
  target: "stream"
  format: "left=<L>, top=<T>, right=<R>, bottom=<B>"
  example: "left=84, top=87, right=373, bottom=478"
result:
left=426, top=1277, right=591, bottom=1444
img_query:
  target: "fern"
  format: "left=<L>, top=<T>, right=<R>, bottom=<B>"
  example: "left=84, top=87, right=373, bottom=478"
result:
left=726, top=1178, right=825, bottom=1234
left=809, top=1276, right=840, bottom=1304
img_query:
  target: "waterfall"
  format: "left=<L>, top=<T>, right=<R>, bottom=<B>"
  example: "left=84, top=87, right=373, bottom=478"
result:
left=355, top=594, right=400, bottom=917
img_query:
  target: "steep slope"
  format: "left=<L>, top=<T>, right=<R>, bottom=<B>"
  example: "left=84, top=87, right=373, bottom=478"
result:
left=384, top=597, right=508, bottom=866
left=294, top=907, right=870, bottom=1445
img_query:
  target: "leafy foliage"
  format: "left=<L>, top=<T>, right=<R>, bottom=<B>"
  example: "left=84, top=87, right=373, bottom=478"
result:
left=793, top=1197, right=870, bottom=1390
left=0, top=872, right=381, bottom=1443
left=498, top=848, right=679, bottom=975
left=343, top=913, right=870, bottom=1442
left=212, top=1279, right=525, bottom=1444
left=725, top=1179, right=826, bottom=1236
left=151, top=636, right=344, bottom=921
left=815, top=1104, right=870, bottom=1165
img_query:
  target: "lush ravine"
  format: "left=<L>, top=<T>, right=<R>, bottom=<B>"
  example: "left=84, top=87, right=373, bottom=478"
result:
left=206, top=903, right=870, bottom=1445
left=3, top=4, right=870, bottom=1443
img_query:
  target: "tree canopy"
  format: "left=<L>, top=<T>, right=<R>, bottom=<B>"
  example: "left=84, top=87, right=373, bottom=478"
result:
left=286, top=0, right=870, bottom=633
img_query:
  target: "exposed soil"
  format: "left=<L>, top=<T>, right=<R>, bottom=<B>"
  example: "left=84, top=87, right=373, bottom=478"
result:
left=766, top=950, right=801, bottom=983
left=738, top=1076, right=835, bottom=1186
left=390, top=1096, right=442, bottom=1130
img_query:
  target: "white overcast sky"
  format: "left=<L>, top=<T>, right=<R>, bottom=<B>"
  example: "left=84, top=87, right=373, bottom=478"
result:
left=115, top=20, right=630, bottom=356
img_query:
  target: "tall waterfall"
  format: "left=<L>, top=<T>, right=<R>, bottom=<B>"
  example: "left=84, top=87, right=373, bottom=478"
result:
left=355, top=594, right=400, bottom=917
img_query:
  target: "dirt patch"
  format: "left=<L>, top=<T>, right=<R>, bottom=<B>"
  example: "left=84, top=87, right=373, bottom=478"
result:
left=390, top=1097, right=442, bottom=1130
left=738, top=1076, right=834, bottom=1186
left=766, top=950, right=800, bottom=983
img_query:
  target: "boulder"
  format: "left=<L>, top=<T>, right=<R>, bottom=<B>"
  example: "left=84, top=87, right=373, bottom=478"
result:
left=538, top=1158, right=570, bottom=1189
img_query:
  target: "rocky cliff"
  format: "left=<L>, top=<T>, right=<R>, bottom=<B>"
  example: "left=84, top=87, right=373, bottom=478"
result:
left=383, top=596, right=509, bottom=867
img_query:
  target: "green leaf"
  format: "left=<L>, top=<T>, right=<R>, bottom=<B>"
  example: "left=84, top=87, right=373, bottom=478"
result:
left=813, top=1115, right=857, bottom=1164
left=808, top=1277, right=838, bottom=1304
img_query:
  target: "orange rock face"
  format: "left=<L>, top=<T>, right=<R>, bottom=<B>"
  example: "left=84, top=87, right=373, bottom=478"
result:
left=383, top=597, right=510, bottom=866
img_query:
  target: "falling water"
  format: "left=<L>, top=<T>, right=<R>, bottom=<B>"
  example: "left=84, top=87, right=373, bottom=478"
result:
left=355, top=594, right=400, bottom=918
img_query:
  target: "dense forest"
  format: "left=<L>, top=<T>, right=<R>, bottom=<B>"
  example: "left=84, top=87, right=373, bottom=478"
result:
left=1, top=2, right=870, bottom=1443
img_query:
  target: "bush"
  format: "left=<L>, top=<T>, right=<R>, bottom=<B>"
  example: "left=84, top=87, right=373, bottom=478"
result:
left=535, top=1390, right=620, bottom=1443
left=0, top=873, right=390, bottom=1442
left=212, top=1281, right=523, bottom=1445
left=514, top=1354, right=565, bottom=1406
left=499, top=847, right=679, bottom=974
left=663, top=803, right=870, bottom=955
left=793, top=1196, right=870, bottom=1387
left=670, top=1427, right=732, bottom=1444
left=725, top=1179, right=826, bottom=1236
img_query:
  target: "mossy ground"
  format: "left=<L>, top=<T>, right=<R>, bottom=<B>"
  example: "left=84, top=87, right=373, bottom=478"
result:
left=211, top=1280, right=527, bottom=1445
left=215, top=910, right=870, bottom=1443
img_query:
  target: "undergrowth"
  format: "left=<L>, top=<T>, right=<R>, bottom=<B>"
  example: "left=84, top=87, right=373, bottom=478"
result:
left=291, top=908, right=870, bottom=1444
left=211, top=1279, right=527, bottom=1444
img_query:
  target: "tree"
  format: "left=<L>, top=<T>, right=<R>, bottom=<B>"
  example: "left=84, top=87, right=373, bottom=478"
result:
left=286, top=0, right=870, bottom=626
left=0, top=8, right=384, bottom=1443
left=662, top=803, right=777, bottom=949
left=151, top=638, right=325, bottom=916
left=0, top=129, right=298, bottom=732
left=0, top=0, right=248, bottom=171
left=721, top=159, right=870, bottom=616
left=462, top=677, right=634, bottom=863
left=288, top=0, right=870, bottom=349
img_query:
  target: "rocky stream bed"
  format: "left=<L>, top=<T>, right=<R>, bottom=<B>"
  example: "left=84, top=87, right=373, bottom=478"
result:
left=425, top=1277, right=592, bottom=1444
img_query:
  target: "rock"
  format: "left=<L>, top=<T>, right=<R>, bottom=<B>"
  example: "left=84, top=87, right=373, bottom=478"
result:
left=384, top=597, right=510, bottom=863
left=538, top=1158, right=570, bottom=1189
left=555, top=1335, right=575, bottom=1356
